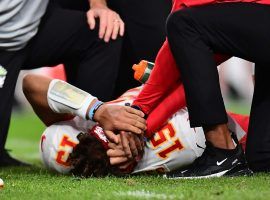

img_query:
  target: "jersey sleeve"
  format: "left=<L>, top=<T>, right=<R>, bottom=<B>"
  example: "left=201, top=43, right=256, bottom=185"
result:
left=133, top=40, right=181, bottom=115
left=146, top=84, right=186, bottom=138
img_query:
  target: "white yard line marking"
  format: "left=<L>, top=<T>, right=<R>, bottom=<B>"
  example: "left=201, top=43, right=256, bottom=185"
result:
left=115, top=190, right=180, bottom=200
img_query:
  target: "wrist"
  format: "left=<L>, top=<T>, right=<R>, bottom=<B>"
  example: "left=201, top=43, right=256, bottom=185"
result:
left=87, top=100, right=104, bottom=121
left=90, top=0, right=107, bottom=8
left=93, top=103, right=106, bottom=122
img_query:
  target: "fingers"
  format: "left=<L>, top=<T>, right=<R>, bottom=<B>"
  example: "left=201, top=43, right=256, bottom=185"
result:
left=104, top=16, right=124, bottom=42
left=110, top=157, right=128, bottom=165
left=104, top=130, right=119, bottom=144
left=123, top=116, right=146, bottom=132
left=117, top=118, right=146, bottom=134
left=111, top=19, right=120, bottom=40
left=133, top=135, right=143, bottom=153
left=108, top=142, right=122, bottom=150
left=120, top=131, right=132, bottom=159
left=87, top=10, right=96, bottom=30
left=98, top=11, right=107, bottom=39
left=128, top=134, right=139, bottom=157
left=107, top=149, right=126, bottom=157
left=95, top=105, right=146, bottom=134
left=139, top=135, right=145, bottom=150
left=107, top=134, right=144, bottom=166
left=103, top=14, right=114, bottom=42
left=119, top=19, right=125, bottom=37
left=117, top=107, right=147, bottom=134
left=125, top=106, right=145, bottom=118
left=128, top=113, right=146, bottom=124
left=117, top=123, right=143, bottom=135
left=92, top=9, right=124, bottom=42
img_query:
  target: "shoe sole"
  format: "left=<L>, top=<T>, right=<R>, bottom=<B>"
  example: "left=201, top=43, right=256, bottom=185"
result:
left=164, top=164, right=253, bottom=179
left=164, top=170, right=229, bottom=179
left=224, top=164, right=253, bottom=177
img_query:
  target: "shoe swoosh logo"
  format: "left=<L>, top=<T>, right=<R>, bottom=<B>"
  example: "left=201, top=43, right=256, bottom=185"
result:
left=216, top=158, right=228, bottom=166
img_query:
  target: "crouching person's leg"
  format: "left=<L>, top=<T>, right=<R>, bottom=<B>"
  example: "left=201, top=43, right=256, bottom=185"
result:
left=246, top=64, right=270, bottom=172
left=0, top=50, right=28, bottom=166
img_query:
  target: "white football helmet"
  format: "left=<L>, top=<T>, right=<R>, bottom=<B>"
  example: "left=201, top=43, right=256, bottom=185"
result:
left=40, top=117, right=94, bottom=174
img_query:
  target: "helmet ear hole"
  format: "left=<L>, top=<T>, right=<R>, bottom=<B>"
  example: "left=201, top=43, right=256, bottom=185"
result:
left=76, top=132, right=85, bottom=140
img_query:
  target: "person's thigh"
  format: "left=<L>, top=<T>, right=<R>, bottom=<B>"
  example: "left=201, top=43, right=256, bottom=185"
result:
left=24, top=3, right=98, bottom=67
left=110, top=0, right=172, bottom=61
left=169, top=3, right=270, bottom=63
left=24, top=3, right=122, bottom=101
left=111, top=0, right=172, bottom=96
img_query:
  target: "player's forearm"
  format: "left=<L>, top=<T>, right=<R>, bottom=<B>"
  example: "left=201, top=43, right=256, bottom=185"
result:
left=46, top=79, right=146, bottom=134
left=23, top=75, right=74, bottom=126
left=47, top=79, right=98, bottom=120
left=146, top=84, right=186, bottom=137
left=89, top=0, right=107, bottom=8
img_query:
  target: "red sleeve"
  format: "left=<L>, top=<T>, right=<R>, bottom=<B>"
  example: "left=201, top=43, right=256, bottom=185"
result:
left=133, top=40, right=181, bottom=114
left=171, top=0, right=185, bottom=12
left=179, top=0, right=245, bottom=8
left=132, top=1, right=186, bottom=114
left=145, top=84, right=186, bottom=137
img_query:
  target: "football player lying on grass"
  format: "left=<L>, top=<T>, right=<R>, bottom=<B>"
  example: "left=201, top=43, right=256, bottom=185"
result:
left=23, top=74, right=250, bottom=177
left=23, top=74, right=147, bottom=161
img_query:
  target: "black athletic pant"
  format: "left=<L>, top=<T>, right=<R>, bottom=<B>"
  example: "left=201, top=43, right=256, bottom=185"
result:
left=111, top=0, right=172, bottom=96
left=55, top=0, right=172, bottom=97
left=0, top=2, right=121, bottom=156
left=166, top=3, right=270, bottom=172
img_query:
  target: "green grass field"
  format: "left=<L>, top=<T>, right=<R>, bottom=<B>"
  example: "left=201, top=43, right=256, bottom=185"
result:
left=1, top=102, right=270, bottom=200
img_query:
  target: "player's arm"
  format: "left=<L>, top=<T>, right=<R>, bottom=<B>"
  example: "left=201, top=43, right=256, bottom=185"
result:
left=23, top=74, right=71, bottom=126
left=87, top=0, right=124, bottom=42
left=23, top=74, right=146, bottom=136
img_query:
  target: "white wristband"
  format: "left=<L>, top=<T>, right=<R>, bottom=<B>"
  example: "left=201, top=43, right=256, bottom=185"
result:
left=47, top=79, right=96, bottom=119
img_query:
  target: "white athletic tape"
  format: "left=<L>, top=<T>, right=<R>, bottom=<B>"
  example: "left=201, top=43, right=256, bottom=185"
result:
left=47, top=79, right=96, bottom=119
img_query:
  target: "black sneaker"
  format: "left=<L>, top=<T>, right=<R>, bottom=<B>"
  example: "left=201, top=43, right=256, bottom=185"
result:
left=0, top=149, right=30, bottom=167
left=165, top=141, right=253, bottom=179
